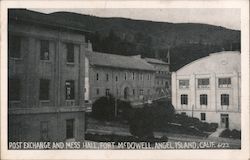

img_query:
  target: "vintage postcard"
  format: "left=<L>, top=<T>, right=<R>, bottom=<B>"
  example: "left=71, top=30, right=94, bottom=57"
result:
left=1, top=0, right=249, bottom=160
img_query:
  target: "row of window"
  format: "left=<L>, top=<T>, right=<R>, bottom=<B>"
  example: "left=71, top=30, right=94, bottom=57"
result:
left=181, top=112, right=206, bottom=121
left=96, top=88, right=150, bottom=96
left=8, top=78, right=76, bottom=101
left=180, top=94, right=229, bottom=106
left=157, top=71, right=169, bottom=75
left=179, top=78, right=232, bottom=89
left=9, top=35, right=77, bottom=63
left=96, top=72, right=152, bottom=81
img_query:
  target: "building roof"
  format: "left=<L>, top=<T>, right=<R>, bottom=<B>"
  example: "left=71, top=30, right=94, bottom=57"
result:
left=86, top=51, right=156, bottom=71
left=175, top=51, right=240, bottom=75
left=8, top=9, right=91, bottom=34
left=144, top=58, right=169, bottom=65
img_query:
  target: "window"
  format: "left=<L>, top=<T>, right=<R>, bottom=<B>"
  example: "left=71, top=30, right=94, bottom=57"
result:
left=140, top=89, right=144, bottom=95
left=96, top=73, right=99, bottom=81
left=66, top=43, right=74, bottom=63
left=8, top=78, right=21, bottom=101
left=40, top=121, right=49, bottom=141
left=161, top=80, right=163, bottom=85
left=115, top=76, right=118, bottom=82
left=221, top=94, right=229, bottom=106
left=147, top=74, right=150, bottom=80
left=105, top=89, right=110, bottom=96
left=219, top=78, right=231, bottom=88
left=39, top=79, right=50, bottom=100
left=165, top=81, right=169, bottom=88
left=179, top=80, right=189, bottom=89
left=106, top=74, right=109, bottom=81
left=66, top=119, right=74, bottom=139
left=124, top=72, right=127, bottom=80
left=140, top=74, right=143, bottom=81
left=40, top=40, right=49, bottom=60
left=9, top=35, right=21, bottom=58
left=198, top=78, right=209, bottom=88
left=65, top=80, right=75, bottom=100
left=181, top=94, right=188, bottom=105
left=200, top=113, right=206, bottom=121
left=133, top=89, right=135, bottom=95
left=181, top=112, right=186, bottom=116
left=96, top=88, right=99, bottom=95
left=200, top=94, right=208, bottom=105
left=132, top=72, right=135, bottom=80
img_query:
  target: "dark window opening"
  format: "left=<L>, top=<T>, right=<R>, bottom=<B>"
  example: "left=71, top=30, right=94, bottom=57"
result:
left=8, top=78, right=21, bottom=101
left=201, top=113, right=206, bottom=121
left=66, top=43, right=74, bottom=63
left=219, top=78, right=231, bottom=88
left=65, top=80, right=75, bottom=100
left=181, top=94, right=188, bottom=105
left=39, top=79, right=50, bottom=100
left=66, top=119, right=74, bottom=139
left=221, top=94, right=229, bottom=106
left=200, top=94, right=208, bottom=105
left=9, top=35, right=21, bottom=58
left=106, top=74, right=109, bottom=81
left=105, top=89, right=110, bottom=96
left=40, top=40, right=49, bottom=60
left=96, top=73, right=99, bottom=81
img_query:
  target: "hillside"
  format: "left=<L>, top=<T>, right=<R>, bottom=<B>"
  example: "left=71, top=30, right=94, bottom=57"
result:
left=50, top=12, right=240, bottom=71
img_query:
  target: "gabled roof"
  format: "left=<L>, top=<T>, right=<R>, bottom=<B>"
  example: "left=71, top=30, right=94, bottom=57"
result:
left=86, top=51, right=155, bottom=71
left=8, top=9, right=91, bottom=33
left=144, top=58, right=168, bottom=65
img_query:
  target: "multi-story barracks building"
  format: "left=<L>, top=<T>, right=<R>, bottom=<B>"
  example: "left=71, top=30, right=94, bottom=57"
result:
left=8, top=9, right=88, bottom=142
left=84, top=45, right=156, bottom=106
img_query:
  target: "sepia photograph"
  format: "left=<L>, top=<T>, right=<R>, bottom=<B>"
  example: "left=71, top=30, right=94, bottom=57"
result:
left=1, top=0, right=249, bottom=160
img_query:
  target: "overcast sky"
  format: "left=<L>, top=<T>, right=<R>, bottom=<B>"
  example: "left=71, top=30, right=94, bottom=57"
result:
left=31, top=8, right=241, bottom=30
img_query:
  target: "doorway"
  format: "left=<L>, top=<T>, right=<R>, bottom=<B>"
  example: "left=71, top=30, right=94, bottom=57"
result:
left=124, top=87, right=129, bottom=100
left=220, top=114, right=229, bottom=129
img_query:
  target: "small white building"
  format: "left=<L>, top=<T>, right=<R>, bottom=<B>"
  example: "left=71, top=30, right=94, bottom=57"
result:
left=172, top=51, right=241, bottom=130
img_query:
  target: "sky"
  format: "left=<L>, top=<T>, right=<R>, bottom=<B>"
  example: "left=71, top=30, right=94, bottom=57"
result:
left=31, top=8, right=241, bottom=30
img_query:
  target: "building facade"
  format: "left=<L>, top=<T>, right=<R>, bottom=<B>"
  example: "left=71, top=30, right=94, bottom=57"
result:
left=172, top=51, right=241, bottom=130
left=8, top=9, right=87, bottom=142
left=144, top=58, right=171, bottom=99
left=84, top=47, right=156, bottom=106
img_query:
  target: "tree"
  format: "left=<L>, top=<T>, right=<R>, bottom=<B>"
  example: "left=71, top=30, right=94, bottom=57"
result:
left=129, top=99, right=175, bottom=138
left=91, top=95, right=116, bottom=121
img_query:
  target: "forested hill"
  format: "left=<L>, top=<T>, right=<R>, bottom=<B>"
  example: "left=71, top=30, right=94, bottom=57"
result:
left=50, top=12, right=241, bottom=71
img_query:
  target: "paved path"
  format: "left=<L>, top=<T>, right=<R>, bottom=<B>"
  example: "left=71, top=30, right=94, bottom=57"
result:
left=209, top=128, right=225, bottom=138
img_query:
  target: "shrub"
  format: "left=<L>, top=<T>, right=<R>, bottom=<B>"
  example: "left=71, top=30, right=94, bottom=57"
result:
left=91, top=95, right=116, bottom=121
left=172, top=113, right=218, bottom=132
left=220, top=129, right=241, bottom=139
left=129, top=99, right=175, bottom=138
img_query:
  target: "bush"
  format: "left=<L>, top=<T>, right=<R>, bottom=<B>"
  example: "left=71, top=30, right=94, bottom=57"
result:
left=117, top=100, right=133, bottom=120
left=91, top=95, right=133, bottom=121
left=91, top=95, right=116, bottom=121
left=172, top=113, right=218, bottom=132
left=129, top=99, right=175, bottom=138
left=220, top=129, right=241, bottom=139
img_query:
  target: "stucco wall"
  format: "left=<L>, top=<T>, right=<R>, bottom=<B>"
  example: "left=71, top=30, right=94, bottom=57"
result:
left=172, top=52, right=241, bottom=130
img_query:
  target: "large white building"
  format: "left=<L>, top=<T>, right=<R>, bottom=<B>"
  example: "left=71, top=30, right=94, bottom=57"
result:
left=172, top=51, right=241, bottom=130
